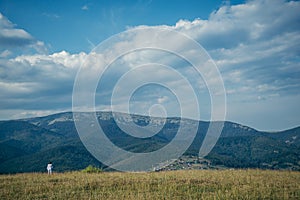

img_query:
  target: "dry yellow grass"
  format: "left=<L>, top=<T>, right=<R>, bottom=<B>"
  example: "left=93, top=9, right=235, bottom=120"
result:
left=0, top=169, right=299, bottom=199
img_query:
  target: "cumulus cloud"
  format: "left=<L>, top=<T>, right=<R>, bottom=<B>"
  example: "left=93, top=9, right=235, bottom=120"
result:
left=0, top=12, right=47, bottom=53
left=14, top=50, right=87, bottom=69
left=106, top=0, right=299, bottom=108
left=165, top=0, right=300, bottom=101
left=0, top=51, right=88, bottom=115
left=0, top=0, right=299, bottom=130
left=109, top=0, right=299, bottom=128
left=173, top=0, right=300, bottom=48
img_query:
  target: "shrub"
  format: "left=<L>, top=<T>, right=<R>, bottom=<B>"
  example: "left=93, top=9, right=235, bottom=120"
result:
left=81, top=165, right=103, bottom=173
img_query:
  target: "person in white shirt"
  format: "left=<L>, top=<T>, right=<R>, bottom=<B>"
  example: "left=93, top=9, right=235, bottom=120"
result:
left=47, top=162, right=53, bottom=175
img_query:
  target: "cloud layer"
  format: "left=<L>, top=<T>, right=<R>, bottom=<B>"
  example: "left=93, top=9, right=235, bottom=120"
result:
left=0, top=13, right=46, bottom=55
left=0, top=0, right=299, bottom=130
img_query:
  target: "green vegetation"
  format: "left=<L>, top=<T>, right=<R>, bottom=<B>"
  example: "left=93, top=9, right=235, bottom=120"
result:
left=0, top=170, right=299, bottom=199
left=0, top=112, right=299, bottom=173
left=81, top=165, right=103, bottom=173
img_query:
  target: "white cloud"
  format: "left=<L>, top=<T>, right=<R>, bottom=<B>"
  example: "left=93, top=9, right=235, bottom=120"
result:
left=0, top=12, right=47, bottom=53
left=0, top=50, right=11, bottom=58
left=82, top=5, right=89, bottom=10
left=157, top=96, right=169, bottom=104
left=14, top=50, right=87, bottom=69
left=0, top=51, right=88, bottom=118
left=122, top=0, right=300, bottom=98
left=119, top=0, right=300, bottom=129
left=0, top=81, right=38, bottom=95
left=0, top=1, right=299, bottom=130
left=180, top=0, right=300, bottom=99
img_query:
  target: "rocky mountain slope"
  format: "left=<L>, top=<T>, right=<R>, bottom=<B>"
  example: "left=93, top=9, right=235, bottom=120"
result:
left=0, top=112, right=299, bottom=173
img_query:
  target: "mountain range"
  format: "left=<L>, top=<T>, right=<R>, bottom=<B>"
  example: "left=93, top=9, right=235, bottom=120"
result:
left=0, top=112, right=299, bottom=173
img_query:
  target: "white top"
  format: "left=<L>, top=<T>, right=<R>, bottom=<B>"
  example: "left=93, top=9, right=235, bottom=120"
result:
left=47, top=163, right=53, bottom=170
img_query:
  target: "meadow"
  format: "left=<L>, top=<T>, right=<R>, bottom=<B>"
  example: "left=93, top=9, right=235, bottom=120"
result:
left=0, top=169, right=299, bottom=199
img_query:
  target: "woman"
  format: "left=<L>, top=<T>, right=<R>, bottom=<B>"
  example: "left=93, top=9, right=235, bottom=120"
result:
left=47, top=162, right=53, bottom=175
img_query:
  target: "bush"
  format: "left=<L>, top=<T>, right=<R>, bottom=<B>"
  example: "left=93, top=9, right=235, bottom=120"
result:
left=81, top=165, right=103, bottom=173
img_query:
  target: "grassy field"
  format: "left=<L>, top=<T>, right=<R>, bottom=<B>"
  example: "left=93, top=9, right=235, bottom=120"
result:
left=0, top=169, right=299, bottom=199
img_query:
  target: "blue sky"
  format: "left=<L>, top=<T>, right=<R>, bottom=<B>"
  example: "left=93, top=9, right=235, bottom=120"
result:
left=1, top=0, right=243, bottom=53
left=0, top=0, right=299, bottom=131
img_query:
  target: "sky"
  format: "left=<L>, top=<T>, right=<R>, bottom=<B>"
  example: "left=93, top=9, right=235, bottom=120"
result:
left=0, top=0, right=299, bottom=131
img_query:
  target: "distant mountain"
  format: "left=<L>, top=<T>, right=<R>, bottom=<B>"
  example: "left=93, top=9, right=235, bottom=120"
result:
left=0, top=112, right=299, bottom=173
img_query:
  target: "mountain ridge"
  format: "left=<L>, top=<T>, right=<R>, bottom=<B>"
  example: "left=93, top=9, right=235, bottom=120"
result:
left=0, top=111, right=299, bottom=173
